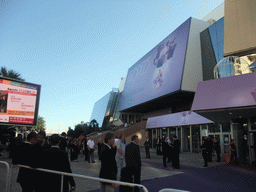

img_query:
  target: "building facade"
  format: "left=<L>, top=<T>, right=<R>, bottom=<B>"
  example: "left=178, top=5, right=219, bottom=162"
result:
left=90, top=1, right=256, bottom=164
left=90, top=88, right=120, bottom=129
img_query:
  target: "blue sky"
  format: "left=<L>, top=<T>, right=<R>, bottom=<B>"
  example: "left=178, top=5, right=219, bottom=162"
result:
left=0, top=0, right=224, bottom=133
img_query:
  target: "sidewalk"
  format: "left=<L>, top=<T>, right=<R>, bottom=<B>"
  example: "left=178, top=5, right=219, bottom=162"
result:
left=1, top=148, right=256, bottom=192
left=140, top=148, right=227, bottom=169
left=90, top=148, right=256, bottom=192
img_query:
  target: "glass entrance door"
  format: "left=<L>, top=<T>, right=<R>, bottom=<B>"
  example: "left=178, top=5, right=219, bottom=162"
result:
left=222, top=134, right=230, bottom=154
left=209, top=133, right=230, bottom=154
left=232, top=121, right=250, bottom=163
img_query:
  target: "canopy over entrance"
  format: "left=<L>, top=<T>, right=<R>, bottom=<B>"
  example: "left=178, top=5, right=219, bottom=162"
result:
left=146, top=110, right=213, bottom=129
left=192, top=72, right=256, bottom=123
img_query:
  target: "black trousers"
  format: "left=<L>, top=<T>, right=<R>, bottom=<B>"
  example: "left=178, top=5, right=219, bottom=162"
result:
left=172, top=152, right=180, bottom=169
left=208, top=150, right=213, bottom=162
left=84, top=149, right=89, bottom=161
left=163, top=154, right=168, bottom=167
left=156, top=144, right=161, bottom=155
left=168, top=150, right=173, bottom=162
left=129, top=167, right=141, bottom=192
left=120, top=167, right=133, bottom=192
left=202, top=152, right=208, bottom=167
left=216, top=151, right=221, bottom=162
left=145, top=147, right=150, bottom=158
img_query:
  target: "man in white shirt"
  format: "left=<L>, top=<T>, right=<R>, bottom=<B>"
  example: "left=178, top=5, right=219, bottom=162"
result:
left=87, top=137, right=95, bottom=163
left=167, top=137, right=172, bottom=145
left=115, top=134, right=126, bottom=180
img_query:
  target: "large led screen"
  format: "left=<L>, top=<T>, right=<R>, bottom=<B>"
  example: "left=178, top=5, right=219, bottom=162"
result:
left=0, top=77, right=41, bottom=126
left=119, top=18, right=191, bottom=111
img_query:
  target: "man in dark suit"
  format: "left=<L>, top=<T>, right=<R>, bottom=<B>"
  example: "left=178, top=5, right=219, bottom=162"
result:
left=171, top=136, right=181, bottom=169
left=7, top=131, right=23, bottom=163
left=59, top=132, right=68, bottom=152
left=15, top=132, right=38, bottom=192
left=125, top=135, right=141, bottom=192
left=83, top=136, right=89, bottom=161
left=156, top=136, right=162, bottom=155
left=206, top=135, right=214, bottom=162
left=162, top=136, right=169, bottom=167
left=39, top=134, right=76, bottom=192
left=99, top=133, right=117, bottom=192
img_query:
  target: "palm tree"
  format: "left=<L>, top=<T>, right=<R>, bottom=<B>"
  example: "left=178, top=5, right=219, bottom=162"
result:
left=0, top=67, right=25, bottom=81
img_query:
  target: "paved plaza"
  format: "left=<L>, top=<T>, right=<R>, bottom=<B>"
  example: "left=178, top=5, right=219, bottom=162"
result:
left=1, top=148, right=256, bottom=192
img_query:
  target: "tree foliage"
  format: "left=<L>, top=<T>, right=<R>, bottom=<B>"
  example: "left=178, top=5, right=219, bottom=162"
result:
left=34, top=116, right=46, bottom=132
left=0, top=67, right=25, bottom=81
left=67, top=119, right=100, bottom=138
left=67, top=127, right=75, bottom=138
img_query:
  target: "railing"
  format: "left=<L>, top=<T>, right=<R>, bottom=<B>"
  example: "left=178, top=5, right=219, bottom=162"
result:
left=14, top=164, right=149, bottom=192
left=159, top=189, right=190, bottom=192
left=0, top=161, right=11, bottom=192
left=2, top=162, right=190, bottom=192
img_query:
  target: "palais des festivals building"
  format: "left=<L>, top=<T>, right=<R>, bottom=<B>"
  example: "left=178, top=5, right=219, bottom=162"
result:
left=90, top=1, right=256, bottom=164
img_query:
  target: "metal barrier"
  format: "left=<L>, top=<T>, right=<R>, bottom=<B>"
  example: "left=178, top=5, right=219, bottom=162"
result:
left=13, top=164, right=149, bottom=192
left=159, top=188, right=190, bottom=192
left=0, top=161, right=11, bottom=192
left=159, top=189, right=190, bottom=192
left=3, top=163, right=190, bottom=192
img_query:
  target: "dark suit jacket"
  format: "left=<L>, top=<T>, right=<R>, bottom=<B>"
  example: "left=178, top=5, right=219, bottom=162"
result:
left=99, top=143, right=117, bottom=182
left=39, top=147, right=75, bottom=192
left=125, top=142, right=141, bottom=169
left=144, top=140, right=150, bottom=148
left=7, top=137, right=22, bottom=161
left=16, top=142, right=38, bottom=187
left=59, top=137, right=68, bottom=151
left=173, top=139, right=181, bottom=153
left=162, top=141, right=170, bottom=156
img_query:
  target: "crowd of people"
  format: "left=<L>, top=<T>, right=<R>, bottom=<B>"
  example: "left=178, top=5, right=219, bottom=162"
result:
left=200, top=136, right=221, bottom=167
left=4, top=130, right=239, bottom=192
left=155, top=136, right=181, bottom=169
left=162, top=136, right=181, bottom=169
left=5, top=131, right=143, bottom=192
left=98, top=133, right=142, bottom=192
left=8, top=131, right=75, bottom=192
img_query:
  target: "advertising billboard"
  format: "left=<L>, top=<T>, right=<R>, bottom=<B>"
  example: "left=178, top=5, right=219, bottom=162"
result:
left=119, top=18, right=191, bottom=111
left=0, top=77, right=41, bottom=126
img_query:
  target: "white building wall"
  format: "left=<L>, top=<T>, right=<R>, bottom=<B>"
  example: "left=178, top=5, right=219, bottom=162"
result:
left=181, top=18, right=210, bottom=92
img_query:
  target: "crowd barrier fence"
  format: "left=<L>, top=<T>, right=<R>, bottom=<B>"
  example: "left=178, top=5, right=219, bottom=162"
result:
left=13, top=164, right=149, bottom=192
left=1, top=162, right=190, bottom=192
left=159, top=188, right=190, bottom=192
